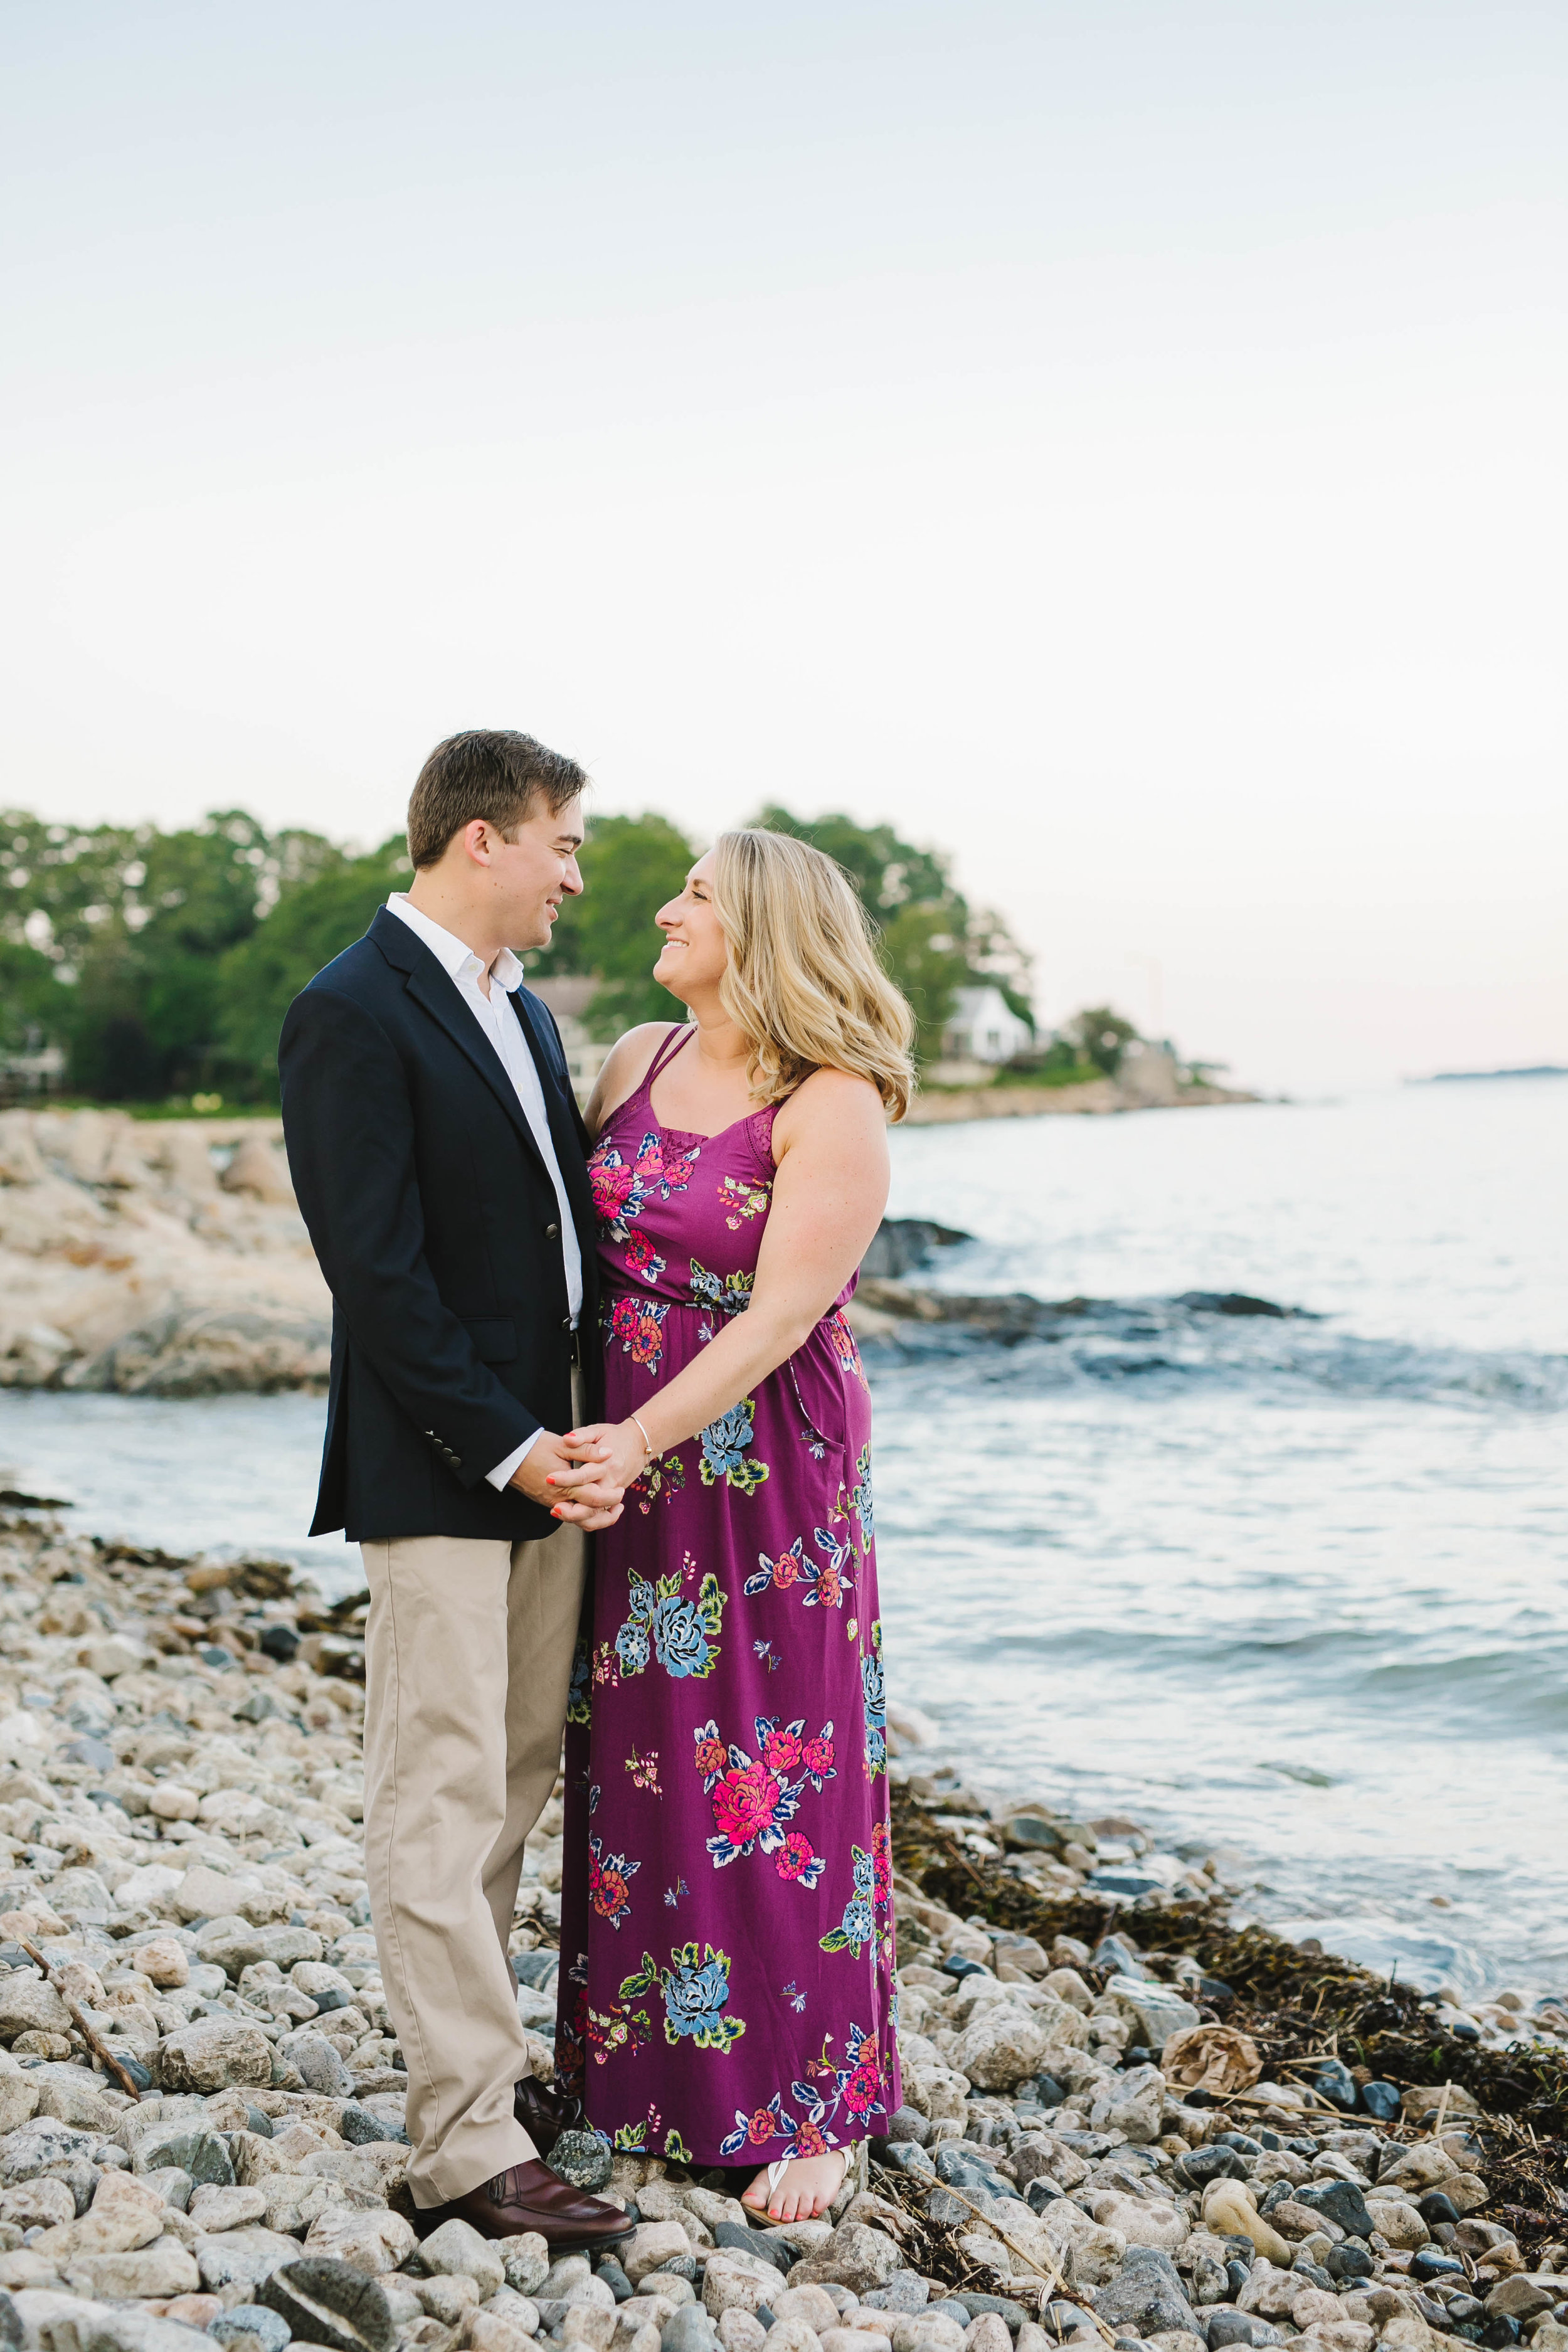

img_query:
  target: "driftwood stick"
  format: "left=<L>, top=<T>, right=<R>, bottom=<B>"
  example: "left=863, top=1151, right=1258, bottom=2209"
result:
left=18, top=1936, right=144, bottom=2100
left=929, top=2176, right=1117, bottom=2346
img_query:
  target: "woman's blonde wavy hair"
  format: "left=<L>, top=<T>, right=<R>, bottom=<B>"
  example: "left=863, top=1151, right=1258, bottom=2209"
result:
left=709, top=829, right=916, bottom=1121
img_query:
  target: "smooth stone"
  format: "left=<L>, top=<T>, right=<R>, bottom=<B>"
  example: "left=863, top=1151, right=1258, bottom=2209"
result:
left=260, top=2254, right=397, bottom=2352
left=712, top=2226, right=790, bottom=2275
left=210, top=2306, right=293, bottom=2352
left=1176, top=2151, right=1245, bottom=2191
left=879, top=2146, right=935, bottom=2182
left=1094, top=2249, right=1199, bottom=2343
left=1312, top=2062, right=1359, bottom=2114
left=1295, top=2184, right=1374, bottom=2243
left=420, top=2217, right=506, bottom=2297
left=339, top=2104, right=406, bottom=2146
left=662, top=2306, right=720, bottom=2352
left=884, top=2110, right=933, bottom=2148
left=1358, top=2084, right=1401, bottom=2123
left=599, top=2260, right=635, bottom=2301
left=1205, top=2316, right=1281, bottom=2349
left=862, top=2278, right=930, bottom=2316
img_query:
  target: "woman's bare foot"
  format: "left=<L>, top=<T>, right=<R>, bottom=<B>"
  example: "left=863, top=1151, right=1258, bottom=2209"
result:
left=741, top=2148, right=849, bottom=2223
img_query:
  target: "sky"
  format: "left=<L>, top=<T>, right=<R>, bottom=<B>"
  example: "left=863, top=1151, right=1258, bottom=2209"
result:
left=3, top=1, right=1564, bottom=1091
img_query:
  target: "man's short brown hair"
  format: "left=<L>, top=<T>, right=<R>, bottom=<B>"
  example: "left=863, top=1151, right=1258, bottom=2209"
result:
left=406, top=729, right=588, bottom=869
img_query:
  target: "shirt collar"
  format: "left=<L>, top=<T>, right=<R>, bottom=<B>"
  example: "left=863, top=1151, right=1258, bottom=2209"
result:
left=386, top=894, right=524, bottom=995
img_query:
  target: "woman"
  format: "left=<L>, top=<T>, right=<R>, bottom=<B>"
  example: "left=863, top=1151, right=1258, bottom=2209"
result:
left=551, top=827, right=913, bottom=2223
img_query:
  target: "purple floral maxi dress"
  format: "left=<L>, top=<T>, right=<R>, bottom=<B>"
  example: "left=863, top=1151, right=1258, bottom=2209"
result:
left=554, top=1027, right=900, bottom=2169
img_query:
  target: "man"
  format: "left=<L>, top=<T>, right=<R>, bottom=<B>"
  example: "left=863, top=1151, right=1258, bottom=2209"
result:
left=279, top=729, right=628, bottom=2248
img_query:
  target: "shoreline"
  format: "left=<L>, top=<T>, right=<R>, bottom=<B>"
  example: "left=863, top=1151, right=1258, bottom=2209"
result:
left=0, top=1106, right=1261, bottom=1398
left=0, top=1498, right=1560, bottom=2352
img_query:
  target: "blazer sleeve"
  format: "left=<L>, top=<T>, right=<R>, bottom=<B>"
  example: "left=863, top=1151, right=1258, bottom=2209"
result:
left=279, top=983, right=539, bottom=1483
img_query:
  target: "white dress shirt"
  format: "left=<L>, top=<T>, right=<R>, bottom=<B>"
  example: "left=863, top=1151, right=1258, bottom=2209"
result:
left=386, top=894, right=585, bottom=1491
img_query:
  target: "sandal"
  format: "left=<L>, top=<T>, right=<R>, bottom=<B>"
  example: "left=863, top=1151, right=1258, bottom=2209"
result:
left=741, top=2146, right=850, bottom=2221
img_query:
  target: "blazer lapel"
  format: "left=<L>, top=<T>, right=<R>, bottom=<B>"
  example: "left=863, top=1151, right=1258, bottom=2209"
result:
left=512, top=989, right=598, bottom=1236
left=369, top=912, right=555, bottom=1188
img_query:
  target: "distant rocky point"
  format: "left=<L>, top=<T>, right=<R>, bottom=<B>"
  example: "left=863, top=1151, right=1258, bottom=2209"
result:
left=1412, top=1066, right=1567, bottom=1084
left=904, top=1046, right=1256, bottom=1125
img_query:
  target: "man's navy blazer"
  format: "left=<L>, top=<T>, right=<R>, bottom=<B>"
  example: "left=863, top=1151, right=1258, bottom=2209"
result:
left=278, top=907, right=601, bottom=1544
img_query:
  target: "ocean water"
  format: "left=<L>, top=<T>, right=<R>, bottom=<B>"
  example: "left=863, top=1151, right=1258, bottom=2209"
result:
left=2, top=1076, right=1564, bottom=1996
left=874, top=1074, right=1568, bottom=1998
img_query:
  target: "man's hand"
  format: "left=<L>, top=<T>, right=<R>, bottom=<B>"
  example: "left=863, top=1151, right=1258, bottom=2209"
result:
left=511, top=1431, right=623, bottom=1530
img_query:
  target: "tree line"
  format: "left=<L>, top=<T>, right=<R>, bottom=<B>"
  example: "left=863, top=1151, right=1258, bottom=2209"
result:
left=0, top=802, right=1054, bottom=1106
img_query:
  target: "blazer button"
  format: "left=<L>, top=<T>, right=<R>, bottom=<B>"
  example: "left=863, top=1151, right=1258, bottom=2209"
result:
left=544, top=1221, right=559, bottom=1239
left=561, top=1316, right=572, bottom=1330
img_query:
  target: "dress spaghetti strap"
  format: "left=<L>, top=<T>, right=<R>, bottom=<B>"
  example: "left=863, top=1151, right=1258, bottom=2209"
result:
left=640, top=1022, right=695, bottom=1093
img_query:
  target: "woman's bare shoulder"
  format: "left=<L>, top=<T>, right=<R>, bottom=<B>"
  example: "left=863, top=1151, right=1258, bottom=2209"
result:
left=586, top=1022, right=685, bottom=1135
left=774, top=1064, right=887, bottom=1145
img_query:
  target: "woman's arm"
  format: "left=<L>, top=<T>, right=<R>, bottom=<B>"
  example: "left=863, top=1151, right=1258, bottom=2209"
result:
left=581, top=1021, right=680, bottom=1142
left=554, top=1068, right=889, bottom=1496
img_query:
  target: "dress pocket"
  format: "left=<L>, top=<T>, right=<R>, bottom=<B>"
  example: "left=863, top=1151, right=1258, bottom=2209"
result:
left=783, top=1328, right=849, bottom=1461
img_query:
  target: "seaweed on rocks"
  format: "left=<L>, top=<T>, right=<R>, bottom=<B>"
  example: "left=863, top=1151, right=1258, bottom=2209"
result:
left=890, top=1781, right=1568, bottom=2255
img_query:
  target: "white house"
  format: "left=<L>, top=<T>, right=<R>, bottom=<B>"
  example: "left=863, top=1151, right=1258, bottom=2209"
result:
left=941, top=985, right=1034, bottom=1066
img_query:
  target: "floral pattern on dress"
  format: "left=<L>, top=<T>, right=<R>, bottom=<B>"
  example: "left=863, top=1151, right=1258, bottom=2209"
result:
left=616, top=1941, right=747, bottom=2053
left=558, top=1022, right=899, bottom=2163
left=721, top=1173, right=771, bottom=1229
left=613, top=1567, right=727, bottom=1682
left=826, top=1309, right=869, bottom=1389
left=691, top=1259, right=753, bottom=1342
left=608, top=1293, right=668, bottom=1371
left=861, top=1618, right=887, bottom=1777
left=716, top=2021, right=887, bottom=2158
left=743, top=1523, right=853, bottom=1611
left=588, top=1129, right=703, bottom=1241
left=624, top=1229, right=666, bottom=1286
left=566, top=1636, right=592, bottom=1727
left=630, top=1453, right=687, bottom=1513
left=692, top=1712, right=835, bottom=1881
left=698, top=1399, right=769, bottom=1495
left=588, top=1831, right=639, bottom=1928
left=820, top=1842, right=877, bottom=1957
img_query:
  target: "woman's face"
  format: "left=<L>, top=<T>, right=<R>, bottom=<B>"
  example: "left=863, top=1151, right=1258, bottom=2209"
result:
left=654, top=851, right=729, bottom=999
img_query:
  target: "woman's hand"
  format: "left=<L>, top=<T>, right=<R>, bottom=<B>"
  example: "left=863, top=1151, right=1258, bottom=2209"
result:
left=555, top=1419, right=650, bottom=1504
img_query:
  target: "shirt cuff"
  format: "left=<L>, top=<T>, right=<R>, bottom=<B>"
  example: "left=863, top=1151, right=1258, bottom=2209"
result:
left=486, top=1428, right=544, bottom=1491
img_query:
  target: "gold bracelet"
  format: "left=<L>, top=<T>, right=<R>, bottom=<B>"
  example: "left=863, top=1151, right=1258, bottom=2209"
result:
left=629, top=1411, right=655, bottom=1465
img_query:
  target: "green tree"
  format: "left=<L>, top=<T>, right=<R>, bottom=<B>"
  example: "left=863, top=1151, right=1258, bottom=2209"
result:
left=529, top=811, right=696, bottom=1035
left=0, top=936, right=62, bottom=1055
left=750, top=804, right=1032, bottom=1062
left=213, top=835, right=412, bottom=1096
left=1062, top=1004, right=1140, bottom=1076
left=0, top=808, right=347, bottom=1099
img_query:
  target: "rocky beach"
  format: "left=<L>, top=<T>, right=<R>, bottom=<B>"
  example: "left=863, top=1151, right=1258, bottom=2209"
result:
left=0, top=1102, right=1254, bottom=1399
left=0, top=1493, right=1560, bottom=2352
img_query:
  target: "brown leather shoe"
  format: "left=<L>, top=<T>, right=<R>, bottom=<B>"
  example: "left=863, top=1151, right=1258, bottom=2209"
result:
left=413, top=2159, right=631, bottom=2251
left=514, top=2074, right=580, bottom=2158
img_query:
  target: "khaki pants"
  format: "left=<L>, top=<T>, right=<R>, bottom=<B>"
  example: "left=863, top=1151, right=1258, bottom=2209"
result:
left=361, top=1448, right=586, bottom=2205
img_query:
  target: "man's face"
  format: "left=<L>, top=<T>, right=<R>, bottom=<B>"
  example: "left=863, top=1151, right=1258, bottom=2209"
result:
left=486, top=795, right=585, bottom=951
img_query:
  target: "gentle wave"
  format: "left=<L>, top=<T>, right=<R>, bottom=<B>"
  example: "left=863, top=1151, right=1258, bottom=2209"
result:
left=864, top=1300, right=1568, bottom=1411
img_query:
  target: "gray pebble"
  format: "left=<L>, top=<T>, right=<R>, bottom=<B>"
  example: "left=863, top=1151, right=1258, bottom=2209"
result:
left=660, top=2308, right=717, bottom=2352
left=209, top=2307, right=293, bottom=2352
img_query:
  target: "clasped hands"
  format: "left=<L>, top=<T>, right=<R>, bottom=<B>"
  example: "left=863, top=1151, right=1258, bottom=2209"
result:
left=507, top=1419, right=652, bottom=1530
